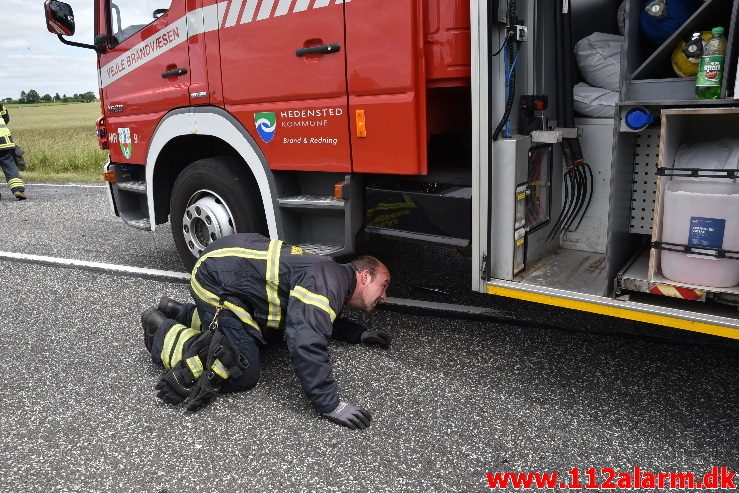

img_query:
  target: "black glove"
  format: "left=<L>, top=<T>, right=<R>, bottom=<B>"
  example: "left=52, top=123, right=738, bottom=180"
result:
left=155, top=330, right=213, bottom=405
left=332, top=317, right=367, bottom=343
left=155, top=365, right=195, bottom=405
left=322, top=401, right=372, bottom=430
left=183, top=370, right=223, bottom=412
left=360, top=329, right=392, bottom=349
left=183, top=330, right=248, bottom=412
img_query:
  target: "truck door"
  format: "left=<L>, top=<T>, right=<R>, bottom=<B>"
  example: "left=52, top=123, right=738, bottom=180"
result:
left=99, top=1, right=191, bottom=165
left=345, top=0, right=427, bottom=175
left=218, top=0, right=350, bottom=172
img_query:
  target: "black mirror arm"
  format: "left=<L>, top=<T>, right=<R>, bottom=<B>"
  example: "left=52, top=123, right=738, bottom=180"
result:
left=57, top=33, right=103, bottom=53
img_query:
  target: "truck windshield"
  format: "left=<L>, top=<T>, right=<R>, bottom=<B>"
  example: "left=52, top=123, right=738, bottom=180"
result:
left=109, top=0, right=172, bottom=44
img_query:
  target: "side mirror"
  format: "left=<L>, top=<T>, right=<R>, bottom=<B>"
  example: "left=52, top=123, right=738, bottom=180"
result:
left=44, top=0, right=76, bottom=36
left=45, top=0, right=102, bottom=52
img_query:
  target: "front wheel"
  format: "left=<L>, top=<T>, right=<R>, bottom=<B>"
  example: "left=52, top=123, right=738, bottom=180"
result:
left=170, top=157, right=267, bottom=271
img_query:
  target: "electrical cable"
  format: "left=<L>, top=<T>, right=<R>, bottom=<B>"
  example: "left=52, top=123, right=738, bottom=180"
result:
left=493, top=0, right=517, bottom=141
left=503, top=38, right=522, bottom=138
left=546, top=0, right=594, bottom=242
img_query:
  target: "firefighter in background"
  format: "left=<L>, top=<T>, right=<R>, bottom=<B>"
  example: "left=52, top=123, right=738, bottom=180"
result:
left=141, top=233, right=392, bottom=430
left=0, top=104, right=26, bottom=200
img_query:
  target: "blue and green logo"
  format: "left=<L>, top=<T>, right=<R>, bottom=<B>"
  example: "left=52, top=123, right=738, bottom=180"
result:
left=254, top=112, right=276, bottom=143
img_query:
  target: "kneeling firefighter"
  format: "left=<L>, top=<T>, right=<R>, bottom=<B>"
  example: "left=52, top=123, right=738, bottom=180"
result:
left=142, top=233, right=392, bottom=430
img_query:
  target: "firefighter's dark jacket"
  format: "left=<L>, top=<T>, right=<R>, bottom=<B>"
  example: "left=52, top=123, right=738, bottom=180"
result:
left=191, top=233, right=363, bottom=413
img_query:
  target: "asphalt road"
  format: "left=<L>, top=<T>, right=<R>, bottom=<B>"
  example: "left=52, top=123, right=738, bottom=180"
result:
left=1, top=183, right=737, bottom=492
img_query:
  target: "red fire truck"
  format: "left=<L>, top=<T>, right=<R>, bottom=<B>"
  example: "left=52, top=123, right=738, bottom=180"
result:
left=45, top=0, right=739, bottom=341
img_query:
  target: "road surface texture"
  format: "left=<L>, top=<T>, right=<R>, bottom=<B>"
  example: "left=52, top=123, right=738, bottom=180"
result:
left=0, top=184, right=736, bottom=492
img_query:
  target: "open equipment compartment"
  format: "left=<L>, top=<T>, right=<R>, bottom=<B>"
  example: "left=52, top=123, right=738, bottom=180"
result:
left=648, top=108, right=739, bottom=302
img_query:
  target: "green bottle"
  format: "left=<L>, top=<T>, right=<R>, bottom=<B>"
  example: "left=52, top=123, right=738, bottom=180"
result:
left=696, top=27, right=726, bottom=100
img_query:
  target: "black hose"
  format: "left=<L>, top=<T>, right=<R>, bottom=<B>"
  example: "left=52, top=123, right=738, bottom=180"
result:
left=547, top=0, right=593, bottom=241
left=493, top=0, right=518, bottom=141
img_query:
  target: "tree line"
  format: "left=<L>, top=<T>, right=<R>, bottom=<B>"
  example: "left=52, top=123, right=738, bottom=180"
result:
left=3, top=90, right=98, bottom=104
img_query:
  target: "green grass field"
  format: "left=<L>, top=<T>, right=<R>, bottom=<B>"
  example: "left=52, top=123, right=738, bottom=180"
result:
left=7, top=102, right=107, bottom=183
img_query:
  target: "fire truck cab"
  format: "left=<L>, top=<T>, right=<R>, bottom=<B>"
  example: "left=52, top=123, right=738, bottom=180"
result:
left=46, top=0, right=739, bottom=341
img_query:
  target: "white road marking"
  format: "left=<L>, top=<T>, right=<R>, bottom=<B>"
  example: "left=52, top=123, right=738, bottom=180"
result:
left=0, top=251, right=503, bottom=319
left=12, top=183, right=107, bottom=188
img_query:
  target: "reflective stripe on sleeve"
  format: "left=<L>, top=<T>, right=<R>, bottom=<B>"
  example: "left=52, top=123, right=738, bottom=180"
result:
left=185, top=355, right=204, bottom=379
left=289, top=285, right=337, bottom=322
left=211, top=358, right=229, bottom=379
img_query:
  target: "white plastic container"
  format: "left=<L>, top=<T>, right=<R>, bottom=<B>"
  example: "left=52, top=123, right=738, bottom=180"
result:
left=661, top=180, right=739, bottom=287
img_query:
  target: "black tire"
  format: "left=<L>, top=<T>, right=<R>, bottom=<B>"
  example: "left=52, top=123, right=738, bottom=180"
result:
left=170, top=156, right=267, bottom=271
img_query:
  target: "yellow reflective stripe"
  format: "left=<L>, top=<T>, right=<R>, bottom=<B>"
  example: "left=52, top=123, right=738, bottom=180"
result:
left=170, top=328, right=200, bottom=368
left=190, top=309, right=201, bottom=332
left=0, top=123, right=13, bottom=149
left=290, top=285, right=336, bottom=322
left=194, top=247, right=269, bottom=269
left=266, top=240, right=283, bottom=329
left=211, top=359, right=229, bottom=379
left=190, top=276, right=261, bottom=331
left=186, top=355, right=204, bottom=379
left=190, top=276, right=220, bottom=305
left=222, top=300, right=260, bottom=331
left=190, top=247, right=269, bottom=290
left=8, top=178, right=24, bottom=188
left=161, top=324, right=187, bottom=369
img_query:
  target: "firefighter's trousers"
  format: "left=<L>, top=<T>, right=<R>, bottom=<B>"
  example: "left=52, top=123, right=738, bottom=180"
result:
left=149, top=300, right=261, bottom=392
left=0, top=149, right=23, bottom=193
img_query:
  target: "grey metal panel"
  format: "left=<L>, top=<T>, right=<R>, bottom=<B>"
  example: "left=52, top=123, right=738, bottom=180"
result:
left=616, top=248, right=651, bottom=295
left=561, top=118, right=615, bottom=253
left=489, top=138, right=524, bottom=280
left=627, top=78, right=697, bottom=101
left=470, top=0, right=489, bottom=292
left=604, top=123, right=643, bottom=297
left=519, top=248, right=608, bottom=295
left=629, top=128, right=660, bottom=234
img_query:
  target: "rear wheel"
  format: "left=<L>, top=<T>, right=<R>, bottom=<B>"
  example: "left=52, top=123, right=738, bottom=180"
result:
left=170, top=157, right=266, bottom=271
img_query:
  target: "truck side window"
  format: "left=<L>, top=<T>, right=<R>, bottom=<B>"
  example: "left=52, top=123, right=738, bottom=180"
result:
left=109, top=1, right=172, bottom=45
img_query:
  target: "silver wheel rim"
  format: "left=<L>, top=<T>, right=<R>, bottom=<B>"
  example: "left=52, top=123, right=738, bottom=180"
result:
left=181, top=190, right=236, bottom=257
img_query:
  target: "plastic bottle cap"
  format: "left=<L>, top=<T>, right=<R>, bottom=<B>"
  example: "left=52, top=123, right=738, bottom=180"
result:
left=712, top=27, right=724, bottom=35
left=624, top=107, right=654, bottom=131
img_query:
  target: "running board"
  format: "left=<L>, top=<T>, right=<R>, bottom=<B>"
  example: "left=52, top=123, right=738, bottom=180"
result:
left=117, top=180, right=146, bottom=194
left=296, top=243, right=345, bottom=256
left=121, top=217, right=150, bottom=230
left=108, top=163, right=151, bottom=231
left=278, top=195, right=345, bottom=210
left=365, top=226, right=469, bottom=247
left=274, top=174, right=363, bottom=258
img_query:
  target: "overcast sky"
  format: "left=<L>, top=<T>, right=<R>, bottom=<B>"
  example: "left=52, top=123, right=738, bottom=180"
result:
left=3, top=0, right=98, bottom=100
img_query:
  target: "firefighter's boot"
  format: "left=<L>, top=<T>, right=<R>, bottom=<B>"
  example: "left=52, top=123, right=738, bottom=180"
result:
left=157, top=296, right=185, bottom=320
left=13, top=190, right=26, bottom=200
left=141, top=307, right=168, bottom=352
